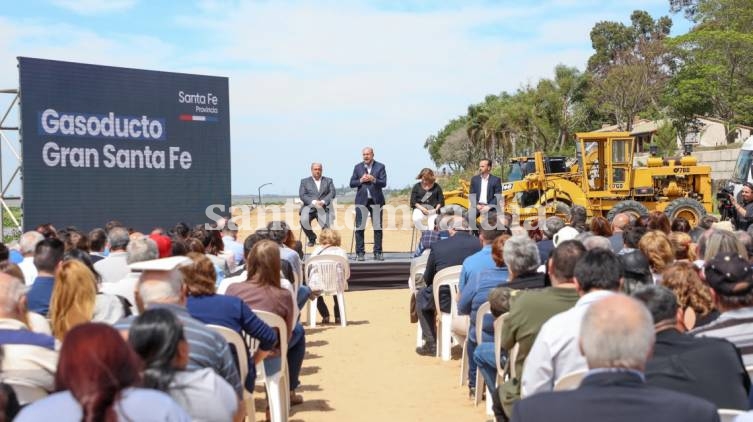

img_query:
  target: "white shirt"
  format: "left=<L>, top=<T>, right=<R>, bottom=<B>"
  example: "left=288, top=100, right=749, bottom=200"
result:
left=18, top=256, right=37, bottom=286
left=521, top=290, right=615, bottom=397
left=101, top=272, right=140, bottom=316
left=365, top=163, right=372, bottom=199
left=314, top=177, right=322, bottom=192
left=169, top=368, right=237, bottom=422
left=16, top=387, right=190, bottom=421
left=479, top=175, right=489, bottom=204
left=93, top=293, right=126, bottom=323
left=93, top=251, right=130, bottom=284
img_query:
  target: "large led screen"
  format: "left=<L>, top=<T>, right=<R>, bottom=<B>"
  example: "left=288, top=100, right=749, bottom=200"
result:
left=19, top=57, right=230, bottom=232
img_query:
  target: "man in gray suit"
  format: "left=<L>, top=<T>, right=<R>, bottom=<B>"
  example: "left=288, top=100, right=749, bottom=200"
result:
left=299, top=162, right=336, bottom=246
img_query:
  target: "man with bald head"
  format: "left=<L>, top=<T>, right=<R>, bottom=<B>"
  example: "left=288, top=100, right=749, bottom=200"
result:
left=350, top=147, right=387, bottom=261
left=521, top=248, right=623, bottom=397
left=512, top=294, right=719, bottom=422
left=0, top=272, right=58, bottom=401
left=114, top=259, right=242, bottom=397
left=299, top=162, right=336, bottom=247
left=609, top=212, right=630, bottom=253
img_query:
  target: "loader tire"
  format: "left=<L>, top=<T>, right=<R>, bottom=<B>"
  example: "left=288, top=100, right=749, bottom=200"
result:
left=607, top=200, right=649, bottom=222
left=665, top=198, right=706, bottom=228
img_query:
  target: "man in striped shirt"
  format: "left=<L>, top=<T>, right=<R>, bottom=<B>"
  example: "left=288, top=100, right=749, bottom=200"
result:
left=693, top=252, right=753, bottom=365
left=114, top=258, right=242, bottom=396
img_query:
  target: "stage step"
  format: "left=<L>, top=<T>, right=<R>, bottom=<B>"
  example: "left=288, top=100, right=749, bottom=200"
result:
left=348, top=259, right=410, bottom=291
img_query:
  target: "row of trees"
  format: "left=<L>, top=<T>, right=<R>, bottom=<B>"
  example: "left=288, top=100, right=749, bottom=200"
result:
left=424, top=0, right=753, bottom=172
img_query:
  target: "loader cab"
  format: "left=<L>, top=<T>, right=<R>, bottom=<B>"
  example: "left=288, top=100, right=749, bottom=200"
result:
left=506, top=155, right=570, bottom=207
left=507, top=156, right=568, bottom=182
left=575, top=132, right=634, bottom=197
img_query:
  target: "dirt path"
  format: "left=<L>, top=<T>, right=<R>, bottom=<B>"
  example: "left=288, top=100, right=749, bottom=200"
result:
left=253, top=289, right=490, bottom=421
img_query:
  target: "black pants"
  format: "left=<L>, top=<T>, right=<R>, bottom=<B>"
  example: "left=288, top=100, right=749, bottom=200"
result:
left=316, top=296, right=340, bottom=319
left=300, top=205, right=332, bottom=244
left=355, top=200, right=383, bottom=254
left=416, top=285, right=451, bottom=343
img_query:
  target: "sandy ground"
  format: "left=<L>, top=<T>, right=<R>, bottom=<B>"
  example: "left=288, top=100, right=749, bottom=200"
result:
left=252, top=288, right=491, bottom=422
left=240, top=202, right=490, bottom=421
left=234, top=200, right=417, bottom=253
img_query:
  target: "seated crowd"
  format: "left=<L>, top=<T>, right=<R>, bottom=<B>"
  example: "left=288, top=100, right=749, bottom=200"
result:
left=4, top=206, right=753, bottom=420
left=0, top=219, right=336, bottom=421
left=412, top=206, right=753, bottom=421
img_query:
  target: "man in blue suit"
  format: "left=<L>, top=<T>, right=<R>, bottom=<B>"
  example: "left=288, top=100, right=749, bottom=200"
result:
left=349, top=147, right=387, bottom=261
left=511, top=294, right=719, bottom=422
left=469, top=159, right=502, bottom=225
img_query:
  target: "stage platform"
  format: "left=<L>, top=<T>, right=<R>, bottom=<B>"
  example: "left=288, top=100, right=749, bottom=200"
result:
left=305, top=252, right=412, bottom=291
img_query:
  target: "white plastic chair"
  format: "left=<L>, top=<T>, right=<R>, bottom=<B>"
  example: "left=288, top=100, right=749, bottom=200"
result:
left=410, top=251, right=430, bottom=348
left=493, top=313, right=508, bottom=383
left=718, top=409, right=745, bottom=422
left=493, top=314, right=519, bottom=385
left=469, top=301, right=493, bottom=415
left=481, top=312, right=510, bottom=412
left=432, top=265, right=463, bottom=361
left=746, top=364, right=753, bottom=381
left=305, top=254, right=350, bottom=327
left=253, top=311, right=290, bottom=422
left=463, top=301, right=490, bottom=387
left=553, top=369, right=587, bottom=391
left=208, top=325, right=255, bottom=422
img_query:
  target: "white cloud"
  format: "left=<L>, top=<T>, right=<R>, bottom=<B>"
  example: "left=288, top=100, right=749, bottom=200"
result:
left=0, top=17, right=176, bottom=87
left=0, top=0, right=674, bottom=194
left=49, top=0, right=138, bottom=15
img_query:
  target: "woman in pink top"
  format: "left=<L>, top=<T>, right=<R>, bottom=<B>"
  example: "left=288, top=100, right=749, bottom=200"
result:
left=226, top=240, right=306, bottom=405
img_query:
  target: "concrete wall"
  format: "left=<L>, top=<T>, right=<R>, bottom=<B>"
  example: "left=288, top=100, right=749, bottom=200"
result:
left=695, top=148, right=740, bottom=181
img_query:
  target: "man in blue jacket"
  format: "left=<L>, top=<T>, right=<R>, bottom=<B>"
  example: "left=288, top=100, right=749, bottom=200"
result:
left=349, top=147, right=387, bottom=261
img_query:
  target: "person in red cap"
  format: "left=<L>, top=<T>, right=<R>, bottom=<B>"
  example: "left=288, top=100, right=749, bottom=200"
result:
left=149, top=234, right=172, bottom=259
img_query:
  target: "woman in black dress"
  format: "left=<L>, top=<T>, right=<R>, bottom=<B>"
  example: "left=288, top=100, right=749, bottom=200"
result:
left=410, top=168, right=445, bottom=230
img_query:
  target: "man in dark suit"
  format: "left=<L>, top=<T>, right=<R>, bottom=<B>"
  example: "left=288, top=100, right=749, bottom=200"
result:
left=299, top=162, right=336, bottom=247
left=469, top=158, right=503, bottom=225
left=632, top=284, right=750, bottom=410
left=415, top=216, right=481, bottom=356
left=349, top=147, right=387, bottom=261
left=511, top=294, right=719, bottom=422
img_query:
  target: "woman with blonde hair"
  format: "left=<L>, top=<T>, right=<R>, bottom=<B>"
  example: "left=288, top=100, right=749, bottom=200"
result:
left=661, top=261, right=719, bottom=329
left=310, top=229, right=348, bottom=324
left=638, top=230, right=675, bottom=283
left=410, top=168, right=444, bottom=230
left=226, top=240, right=306, bottom=406
left=668, top=231, right=696, bottom=262
left=48, top=260, right=124, bottom=340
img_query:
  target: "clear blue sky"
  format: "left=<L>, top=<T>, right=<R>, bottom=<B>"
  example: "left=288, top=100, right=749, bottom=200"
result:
left=0, top=0, right=691, bottom=195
